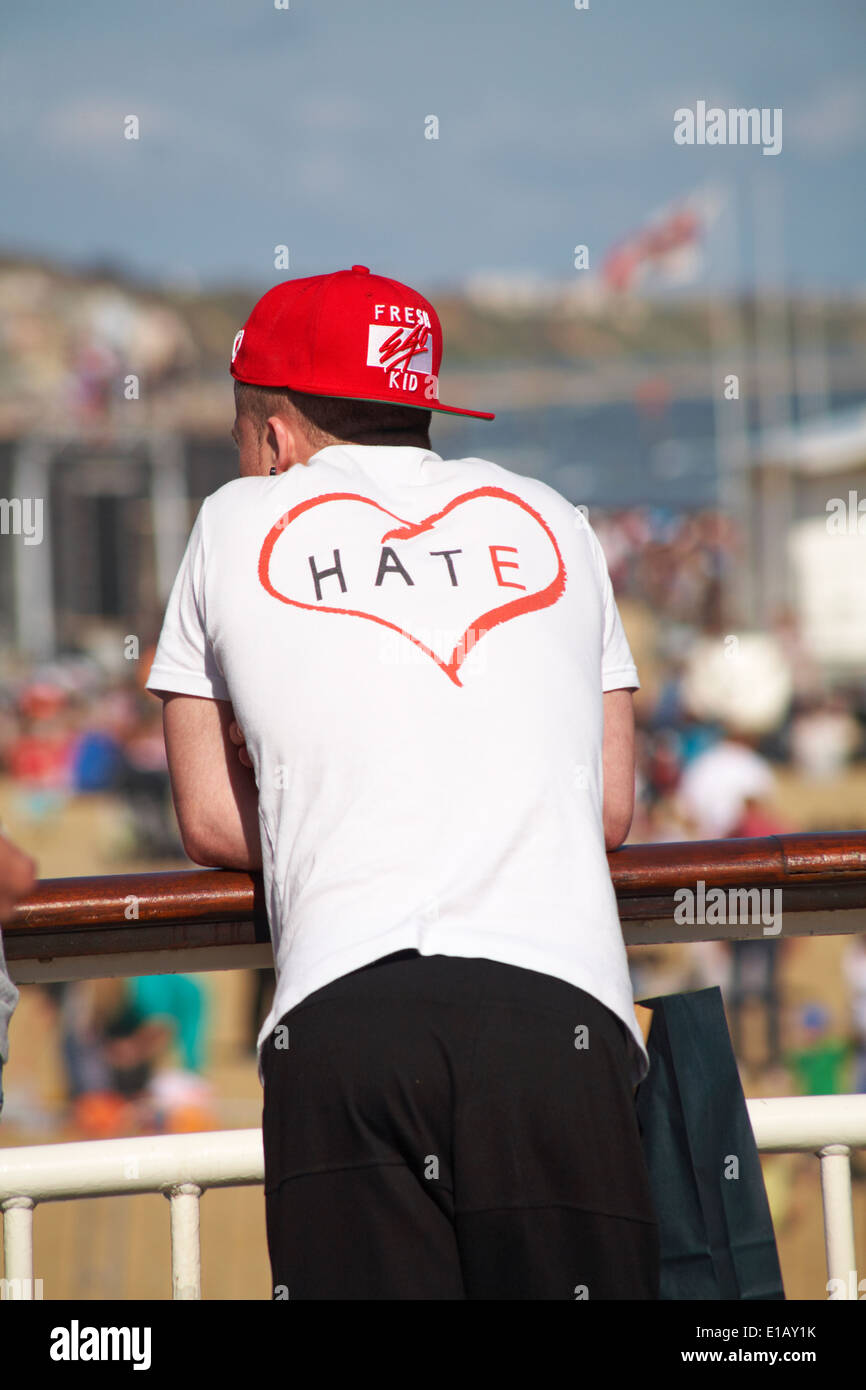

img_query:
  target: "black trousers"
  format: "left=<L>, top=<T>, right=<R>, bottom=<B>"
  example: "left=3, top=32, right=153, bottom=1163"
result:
left=262, top=951, right=660, bottom=1300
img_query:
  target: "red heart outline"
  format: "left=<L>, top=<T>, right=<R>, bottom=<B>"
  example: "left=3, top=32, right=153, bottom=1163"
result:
left=257, top=486, right=567, bottom=686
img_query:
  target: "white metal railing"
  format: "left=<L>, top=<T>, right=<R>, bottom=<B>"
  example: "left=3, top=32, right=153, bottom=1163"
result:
left=1, top=1096, right=864, bottom=1300
left=0, top=1128, right=263, bottom=1301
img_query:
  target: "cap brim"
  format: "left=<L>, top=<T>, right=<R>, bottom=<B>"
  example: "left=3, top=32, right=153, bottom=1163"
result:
left=323, top=392, right=496, bottom=421
left=427, top=400, right=496, bottom=422
left=232, top=375, right=495, bottom=421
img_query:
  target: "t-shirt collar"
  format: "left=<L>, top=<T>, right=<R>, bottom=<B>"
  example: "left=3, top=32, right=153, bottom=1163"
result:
left=307, top=442, right=443, bottom=469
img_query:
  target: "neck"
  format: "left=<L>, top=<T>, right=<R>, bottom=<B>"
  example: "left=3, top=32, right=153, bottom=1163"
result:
left=326, top=434, right=431, bottom=450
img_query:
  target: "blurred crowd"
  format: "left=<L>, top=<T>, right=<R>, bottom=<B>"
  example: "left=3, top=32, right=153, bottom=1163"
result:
left=17, top=975, right=217, bottom=1140
left=0, top=649, right=178, bottom=855
left=0, top=649, right=222, bottom=1137
left=592, top=506, right=866, bottom=1111
left=594, top=506, right=739, bottom=631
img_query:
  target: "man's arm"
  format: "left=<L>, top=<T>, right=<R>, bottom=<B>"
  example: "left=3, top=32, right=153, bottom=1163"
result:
left=0, top=834, right=37, bottom=921
left=159, top=693, right=262, bottom=870
left=602, top=688, right=636, bottom=851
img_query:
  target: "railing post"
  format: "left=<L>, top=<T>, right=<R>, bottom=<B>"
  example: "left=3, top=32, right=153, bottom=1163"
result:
left=818, top=1144, right=857, bottom=1298
left=166, top=1182, right=202, bottom=1300
left=2, top=1196, right=35, bottom=1297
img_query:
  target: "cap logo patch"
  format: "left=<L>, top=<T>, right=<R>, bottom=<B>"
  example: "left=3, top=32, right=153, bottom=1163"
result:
left=231, top=329, right=245, bottom=363
left=366, top=321, right=433, bottom=377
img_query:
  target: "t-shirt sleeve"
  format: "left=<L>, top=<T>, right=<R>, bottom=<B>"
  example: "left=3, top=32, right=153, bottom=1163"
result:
left=145, top=500, right=231, bottom=702
left=582, top=515, right=640, bottom=692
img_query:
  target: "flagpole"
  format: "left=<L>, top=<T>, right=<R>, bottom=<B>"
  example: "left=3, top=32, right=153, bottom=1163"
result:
left=752, top=167, right=795, bottom=629
left=708, top=180, right=751, bottom=628
left=793, top=292, right=830, bottom=421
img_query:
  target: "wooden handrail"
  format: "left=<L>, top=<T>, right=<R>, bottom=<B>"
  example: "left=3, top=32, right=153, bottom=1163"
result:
left=3, top=832, right=866, bottom=974
left=5, top=832, right=866, bottom=932
left=5, top=870, right=269, bottom=934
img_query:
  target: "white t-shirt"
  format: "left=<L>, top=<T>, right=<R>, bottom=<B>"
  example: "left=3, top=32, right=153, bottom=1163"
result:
left=146, top=444, right=649, bottom=1086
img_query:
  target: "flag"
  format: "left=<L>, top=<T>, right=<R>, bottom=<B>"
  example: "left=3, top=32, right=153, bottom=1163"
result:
left=602, top=186, right=723, bottom=293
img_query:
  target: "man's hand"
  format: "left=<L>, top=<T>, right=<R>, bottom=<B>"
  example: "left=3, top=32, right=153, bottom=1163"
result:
left=228, top=719, right=252, bottom=769
left=0, top=833, right=37, bottom=922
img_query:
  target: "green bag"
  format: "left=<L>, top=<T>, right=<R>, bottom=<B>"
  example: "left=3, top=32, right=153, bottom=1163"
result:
left=634, top=986, right=785, bottom=1300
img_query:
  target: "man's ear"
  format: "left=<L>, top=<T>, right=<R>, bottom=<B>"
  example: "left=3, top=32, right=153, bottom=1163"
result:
left=266, top=413, right=302, bottom=472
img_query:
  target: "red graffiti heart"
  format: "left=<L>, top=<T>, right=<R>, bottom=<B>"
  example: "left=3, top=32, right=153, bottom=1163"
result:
left=257, top=486, right=567, bottom=686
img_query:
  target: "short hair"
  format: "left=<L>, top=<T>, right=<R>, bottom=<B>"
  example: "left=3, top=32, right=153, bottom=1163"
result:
left=234, top=381, right=432, bottom=450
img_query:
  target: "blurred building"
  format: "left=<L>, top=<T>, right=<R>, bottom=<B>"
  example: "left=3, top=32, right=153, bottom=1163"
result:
left=0, top=422, right=236, bottom=662
left=751, top=405, right=866, bottom=677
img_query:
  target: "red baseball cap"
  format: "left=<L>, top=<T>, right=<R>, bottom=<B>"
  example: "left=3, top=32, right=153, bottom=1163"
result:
left=230, top=265, right=495, bottom=421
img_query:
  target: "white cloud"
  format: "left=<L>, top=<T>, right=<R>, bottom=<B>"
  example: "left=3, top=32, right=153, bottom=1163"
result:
left=40, top=101, right=169, bottom=154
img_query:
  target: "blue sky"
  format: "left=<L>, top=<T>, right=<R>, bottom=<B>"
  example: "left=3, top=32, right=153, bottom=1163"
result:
left=1, top=0, right=863, bottom=293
